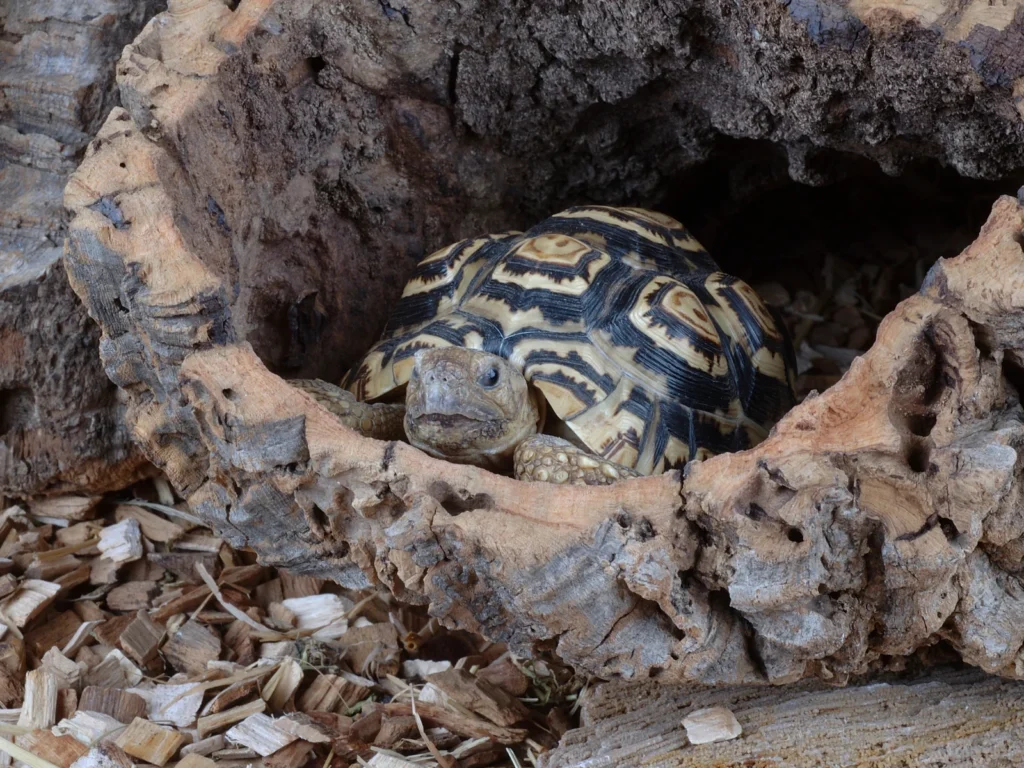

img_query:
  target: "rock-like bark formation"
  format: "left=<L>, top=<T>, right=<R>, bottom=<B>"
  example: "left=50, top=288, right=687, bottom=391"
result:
left=63, top=0, right=1024, bottom=685
left=0, top=0, right=161, bottom=496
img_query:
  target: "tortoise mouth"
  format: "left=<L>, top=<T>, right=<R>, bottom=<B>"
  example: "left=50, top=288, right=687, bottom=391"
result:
left=415, top=412, right=498, bottom=428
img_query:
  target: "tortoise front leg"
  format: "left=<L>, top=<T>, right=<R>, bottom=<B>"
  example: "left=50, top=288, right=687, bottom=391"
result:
left=290, top=379, right=406, bottom=441
left=513, top=434, right=640, bottom=485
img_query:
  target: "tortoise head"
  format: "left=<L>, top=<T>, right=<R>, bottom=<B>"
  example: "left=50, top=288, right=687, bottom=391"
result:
left=404, top=348, right=543, bottom=470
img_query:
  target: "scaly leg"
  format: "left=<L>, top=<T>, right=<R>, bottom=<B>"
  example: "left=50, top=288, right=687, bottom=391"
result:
left=290, top=379, right=406, bottom=441
left=513, top=434, right=640, bottom=485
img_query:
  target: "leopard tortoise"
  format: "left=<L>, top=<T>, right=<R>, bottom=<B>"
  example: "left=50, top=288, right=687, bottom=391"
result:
left=293, top=205, right=797, bottom=485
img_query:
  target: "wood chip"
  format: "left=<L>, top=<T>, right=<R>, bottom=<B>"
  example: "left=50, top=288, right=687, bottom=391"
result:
left=278, top=572, right=325, bottom=599
left=179, top=734, right=225, bottom=757
left=261, top=658, right=303, bottom=711
left=15, top=729, right=89, bottom=768
left=297, top=674, right=371, bottom=714
left=55, top=523, right=102, bottom=549
left=263, top=738, right=314, bottom=768
left=56, top=688, right=77, bottom=723
left=127, top=684, right=204, bottom=729
left=335, top=623, right=400, bottom=677
left=77, top=692, right=148, bottom=729
left=118, top=611, right=164, bottom=669
left=25, top=555, right=83, bottom=582
left=174, top=535, right=223, bottom=554
left=197, top=699, right=267, bottom=739
left=19, top=669, right=58, bottom=729
left=27, top=612, right=84, bottom=659
left=88, top=558, right=119, bottom=586
left=279, top=594, right=350, bottom=637
left=163, top=622, right=221, bottom=676
left=401, top=660, right=452, bottom=680
left=105, top=582, right=158, bottom=612
left=146, top=553, right=221, bottom=585
left=175, top=755, right=217, bottom=768
left=274, top=713, right=333, bottom=744
left=383, top=702, right=527, bottom=745
left=28, top=498, right=100, bottom=523
left=477, top=655, right=529, bottom=696
left=0, top=576, right=17, bottom=601
left=67, top=743, right=133, bottom=768
left=0, top=580, right=61, bottom=627
left=113, top=506, right=185, bottom=544
left=55, top=566, right=90, bottom=594
left=52, top=711, right=124, bottom=746
left=367, top=754, right=418, bottom=768
left=61, top=622, right=102, bottom=658
left=90, top=614, right=133, bottom=649
left=224, top=713, right=297, bottom=756
left=97, top=520, right=142, bottom=565
left=113, top=717, right=187, bottom=766
left=681, top=705, right=743, bottom=745
left=425, top=669, right=529, bottom=727
left=83, top=651, right=142, bottom=689
left=40, top=649, right=80, bottom=690
left=374, top=714, right=418, bottom=747
left=202, top=679, right=260, bottom=717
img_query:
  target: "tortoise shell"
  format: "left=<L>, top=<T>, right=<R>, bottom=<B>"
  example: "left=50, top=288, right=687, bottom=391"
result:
left=343, top=206, right=797, bottom=474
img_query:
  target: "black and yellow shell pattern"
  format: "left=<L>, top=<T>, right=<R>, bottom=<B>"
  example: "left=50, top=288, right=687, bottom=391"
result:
left=343, top=206, right=798, bottom=475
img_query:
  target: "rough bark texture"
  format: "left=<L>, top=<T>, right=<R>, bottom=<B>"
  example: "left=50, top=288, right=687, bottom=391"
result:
left=542, top=667, right=1024, bottom=767
left=62, top=0, right=1024, bottom=686
left=0, top=0, right=161, bottom=497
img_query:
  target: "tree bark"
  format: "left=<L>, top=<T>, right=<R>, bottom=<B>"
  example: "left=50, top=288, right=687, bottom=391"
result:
left=541, top=667, right=1024, bottom=767
left=0, top=0, right=161, bottom=497
left=63, top=0, right=1024, bottom=686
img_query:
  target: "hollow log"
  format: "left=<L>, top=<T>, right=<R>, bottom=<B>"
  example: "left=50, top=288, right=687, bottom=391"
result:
left=0, top=0, right=161, bottom=496
left=63, top=0, right=1024, bottom=686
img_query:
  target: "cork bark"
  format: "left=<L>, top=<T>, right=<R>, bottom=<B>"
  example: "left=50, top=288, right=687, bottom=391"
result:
left=63, top=0, right=1024, bottom=685
left=0, top=0, right=161, bottom=496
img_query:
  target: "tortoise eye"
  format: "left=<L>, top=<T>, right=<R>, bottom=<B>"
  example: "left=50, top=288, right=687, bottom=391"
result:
left=479, top=367, right=500, bottom=388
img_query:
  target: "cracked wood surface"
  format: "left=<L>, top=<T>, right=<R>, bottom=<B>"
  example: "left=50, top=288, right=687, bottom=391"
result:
left=61, top=0, right=1024, bottom=685
left=541, top=667, right=1024, bottom=767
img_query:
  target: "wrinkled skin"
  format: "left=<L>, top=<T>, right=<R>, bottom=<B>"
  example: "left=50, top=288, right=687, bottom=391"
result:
left=404, top=348, right=542, bottom=470
left=290, top=348, right=639, bottom=484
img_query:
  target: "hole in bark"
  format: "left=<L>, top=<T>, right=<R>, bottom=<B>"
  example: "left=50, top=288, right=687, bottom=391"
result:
left=222, top=388, right=237, bottom=401
left=428, top=481, right=493, bottom=515
left=938, top=516, right=960, bottom=541
left=1002, top=356, right=1024, bottom=400
left=906, top=412, right=937, bottom=438
left=746, top=503, right=768, bottom=521
left=636, top=517, right=656, bottom=540
left=307, top=502, right=330, bottom=536
left=787, top=527, right=804, bottom=543
left=0, top=388, right=36, bottom=435
left=113, top=296, right=129, bottom=314
left=307, top=56, right=326, bottom=75
left=906, top=441, right=931, bottom=473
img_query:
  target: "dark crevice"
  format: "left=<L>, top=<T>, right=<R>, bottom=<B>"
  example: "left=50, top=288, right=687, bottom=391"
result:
left=906, top=440, right=931, bottom=473
left=1002, top=355, right=1024, bottom=401
left=447, top=46, right=461, bottom=108
left=428, top=480, right=493, bottom=515
left=0, top=388, right=35, bottom=436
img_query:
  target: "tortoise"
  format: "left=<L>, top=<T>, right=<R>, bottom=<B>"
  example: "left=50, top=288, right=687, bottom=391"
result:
left=293, top=205, right=797, bottom=485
